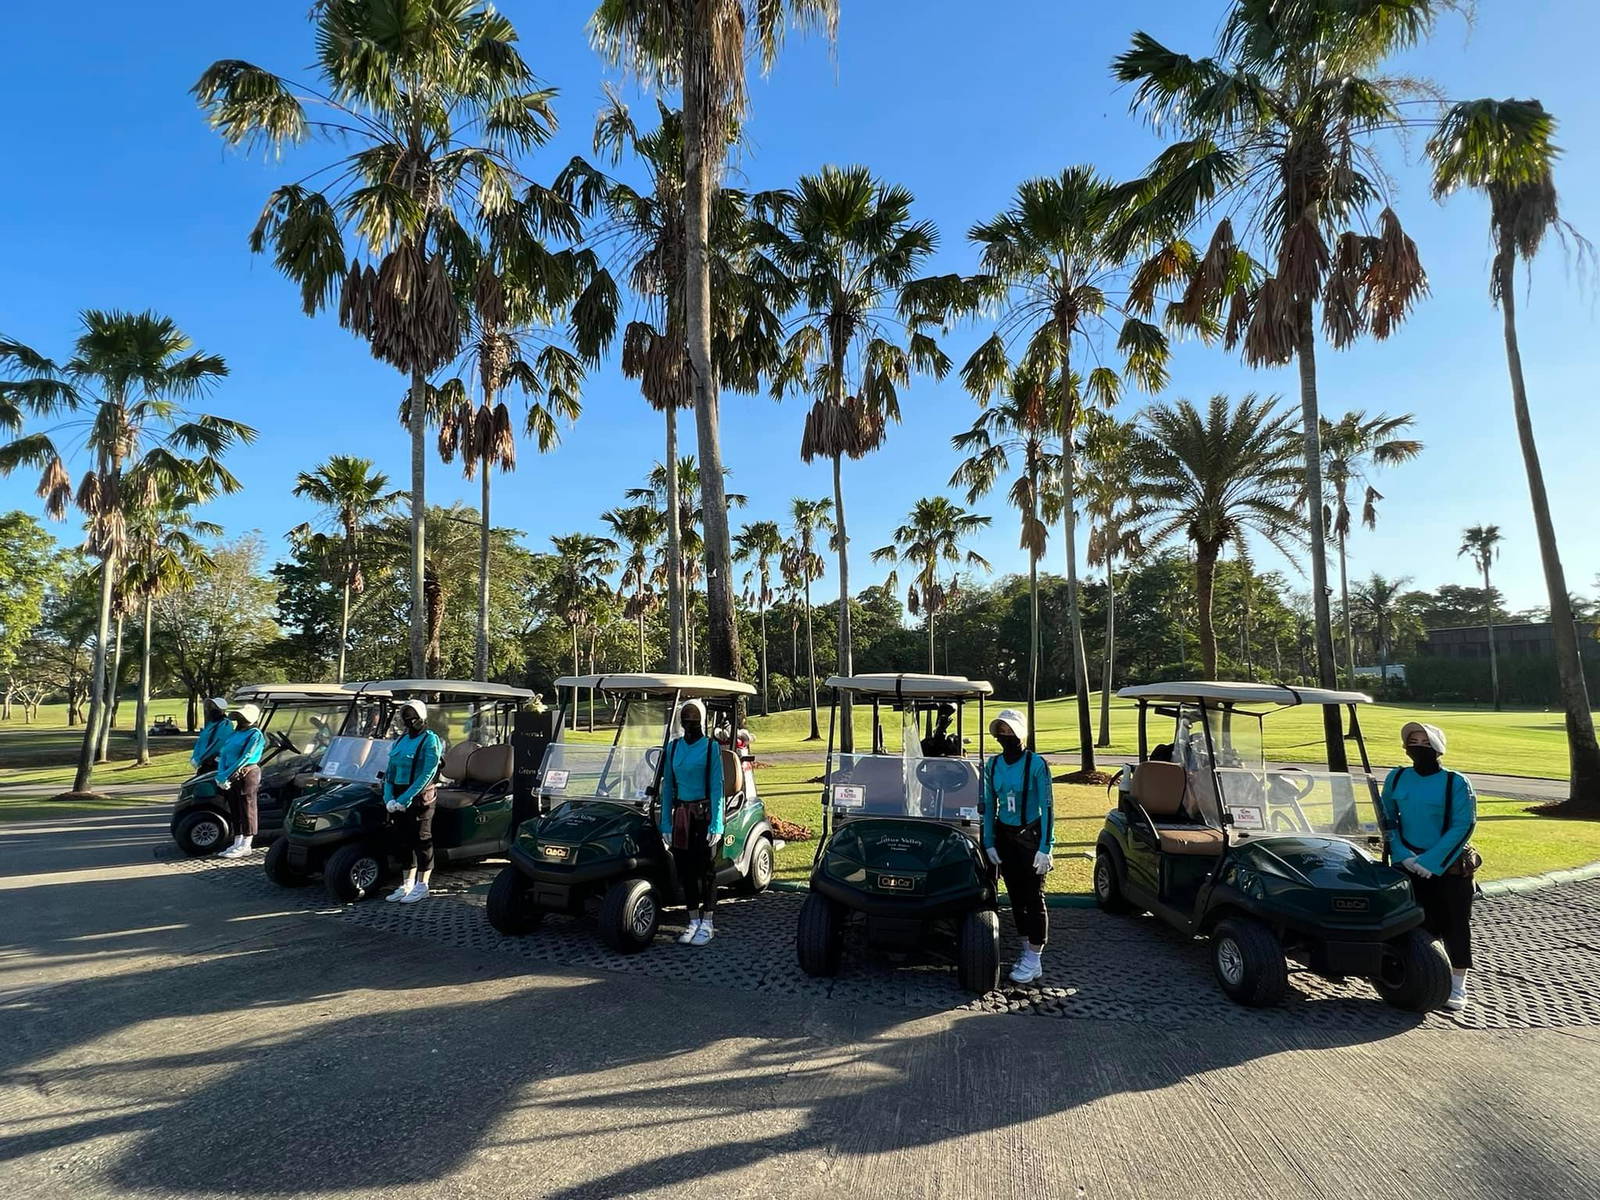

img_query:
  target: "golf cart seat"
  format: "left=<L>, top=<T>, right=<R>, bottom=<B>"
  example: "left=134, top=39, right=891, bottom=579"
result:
left=721, top=745, right=742, bottom=800
left=438, top=740, right=481, bottom=785
left=830, top=755, right=903, bottom=802
left=433, top=744, right=510, bottom=809
left=1132, top=761, right=1225, bottom=857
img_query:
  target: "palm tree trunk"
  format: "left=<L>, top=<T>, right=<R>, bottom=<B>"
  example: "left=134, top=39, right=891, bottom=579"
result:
left=75, top=552, right=116, bottom=792
left=1027, top=550, right=1040, bottom=753
left=408, top=367, right=428, bottom=680
left=1296, top=307, right=1347, bottom=771
left=1056, top=368, right=1095, bottom=774
left=99, top=614, right=125, bottom=762
left=570, top=623, right=579, bottom=730
left=337, top=576, right=351, bottom=685
left=476, top=467, right=491, bottom=681
left=1195, top=547, right=1220, bottom=678
left=804, top=573, right=820, bottom=741
left=136, top=594, right=154, bottom=765
left=664, top=406, right=683, bottom=673
left=1338, top=532, right=1354, bottom=685
left=758, top=594, right=770, bottom=717
left=1098, top=561, right=1116, bottom=748
left=831, top=453, right=854, bottom=752
left=637, top=605, right=647, bottom=672
left=1481, top=562, right=1502, bottom=712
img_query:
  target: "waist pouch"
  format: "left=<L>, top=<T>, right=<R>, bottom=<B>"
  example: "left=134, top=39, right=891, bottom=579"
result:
left=671, top=801, right=710, bottom=850
left=996, top=819, right=1043, bottom=855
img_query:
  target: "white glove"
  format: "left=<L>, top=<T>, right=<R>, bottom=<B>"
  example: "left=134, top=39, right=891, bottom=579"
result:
left=386, top=799, right=406, bottom=814
left=984, top=846, right=1001, bottom=867
left=217, top=779, right=231, bottom=791
left=1033, top=851, right=1053, bottom=876
left=707, top=830, right=721, bottom=849
left=1402, top=856, right=1434, bottom=879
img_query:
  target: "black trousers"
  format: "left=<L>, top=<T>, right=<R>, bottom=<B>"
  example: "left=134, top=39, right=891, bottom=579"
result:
left=671, top=808, right=717, bottom=915
left=394, top=793, right=436, bottom=873
left=229, top=765, right=260, bottom=838
left=995, top=823, right=1048, bottom=947
left=1412, top=872, right=1474, bottom=969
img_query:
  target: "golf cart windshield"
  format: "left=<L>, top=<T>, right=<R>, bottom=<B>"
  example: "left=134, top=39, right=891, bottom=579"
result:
left=827, top=753, right=981, bottom=822
left=266, top=700, right=355, bottom=756
left=316, top=735, right=393, bottom=784
left=537, top=695, right=675, bottom=808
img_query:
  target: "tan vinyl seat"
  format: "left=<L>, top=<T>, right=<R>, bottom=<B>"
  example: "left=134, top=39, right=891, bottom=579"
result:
left=1132, top=761, right=1224, bottom=857
left=721, top=747, right=742, bottom=800
left=438, top=740, right=481, bottom=785
left=433, top=742, right=510, bottom=809
left=1158, top=827, right=1225, bottom=856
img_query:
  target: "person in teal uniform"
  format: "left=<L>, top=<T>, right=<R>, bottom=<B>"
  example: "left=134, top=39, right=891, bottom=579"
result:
left=383, top=700, right=444, bottom=904
left=980, top=708, right=1055, bottom=984
left=190, top=696, right=231, bottom=773
left=1380, top=722, right=1478, bottom=1012
left=215, top=703, right=266, bottom=859
left=658, top=698, right=724, bottom=947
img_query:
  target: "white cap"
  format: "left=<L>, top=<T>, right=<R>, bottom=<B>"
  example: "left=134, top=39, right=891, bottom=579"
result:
left=989, top=708, right=1027, bottom=742
left=1401, top=722, right=1447, bottom=755
left=678, top=698, right=707, bottom=732
left=207, top=697, right=229, bottom=714
left=228, top=703, right=262, bottom=727
left=398, top=699, right=428, bottom=723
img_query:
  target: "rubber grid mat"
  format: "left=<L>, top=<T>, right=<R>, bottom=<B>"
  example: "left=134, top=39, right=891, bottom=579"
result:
left=162, top=849, right=1600, bottom=1031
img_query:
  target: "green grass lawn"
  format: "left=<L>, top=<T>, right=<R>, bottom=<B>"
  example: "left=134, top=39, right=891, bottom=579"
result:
left=0, top=702, right=197, bottom=790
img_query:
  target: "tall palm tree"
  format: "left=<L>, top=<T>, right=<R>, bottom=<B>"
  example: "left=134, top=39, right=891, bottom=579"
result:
left=195, top=1, right=606, bottom=678
left=549, top=532, right=619, bottom=725
left=733, top=519, right=784, bottom=716
left=950, top=360, right=1062, bottom=749
left=1460, top=525, right=1505, bottom=712
left=1114, top=0, right=1445, bottom=765
left=783, top=497, right=832, bottom=741
left=292, top=456, right=401, bottom=683
left=590, top=0, right=837, bottom=697
left=1430, top=97, right=1600, bottom=811
left=1131, top=394, right=1303, bottom=678
left=1083, top=412, right=1147, bottom=747
left=603, top=503, right=666, bottom=670
left=0, top=310, right=248, bottom=791
left=758, top=165, right=956, bottom=742
left=1320, top=410, right=1423, bottom=684
left=962, top=166, right=1171, bottom=773
left=873, top=498, right=992, bottom=674
left=1352, top=573, right=1412, bottom=683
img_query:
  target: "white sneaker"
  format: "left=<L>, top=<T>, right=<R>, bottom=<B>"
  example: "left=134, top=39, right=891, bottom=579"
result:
left=385, top=884, right=412, bottom=902
left=1008, top=951, right=1043, bottom=984
left=398, top=881, right=429, bottom=904
left=218, top=841, right=248, bottom=859
left=1444, top=977, right=1468, bottom=1012
left=689, top=920, right=714, bottom=946
left=677, top=919, right=702, bottom=944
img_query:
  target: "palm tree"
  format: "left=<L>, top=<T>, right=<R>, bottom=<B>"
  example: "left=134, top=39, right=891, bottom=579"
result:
left=733, top=520, right=784, bottom=716
left=1352, top=573, right=1412, bottom=683
left=1430, top=97, right=1600, bottom=811
left=1083, top=413, right=1147, bottom=747
left=783, top=497, right=832, bottom=741
left=1320, top=411, right=1423, bottom=684
left=292, top=456, right=401, bottom=683
left=962, top=166, right=1171, bottom=773
left=873, top=498, right=992, bottom=675
left=758, top=165, right=955, bottom=741
left=549, top=533, right=619, bottom=725
left=1131, top=394, right=1303, bottom=677
left=1460, top=525, right=1505, bottom=712
left=590, top=0, right=837, bottom=696
left=1114, top=1, right=1445, bottom=765
left=950, top=361, right=1062, bottom=748
left=195, top=2, right=605, bottom=678
left=603, top=504, right=666, bottom=670
left=0, top=310, right=248, bottom=791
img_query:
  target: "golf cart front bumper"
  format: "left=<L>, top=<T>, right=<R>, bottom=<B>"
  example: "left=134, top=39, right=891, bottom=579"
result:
left=810, top=873, right=993, bottom=921
left=509, top=844, right=660, bottom=911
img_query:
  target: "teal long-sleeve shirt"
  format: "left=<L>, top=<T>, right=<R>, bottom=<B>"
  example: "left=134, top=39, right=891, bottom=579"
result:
left=191, top=717, right=229, bottom=768
left=1379, top=766, right=1476, bottom=876
left=981, top=751, right=1054, bottom=853
left=657, top=736, right=724, bottom=838
left=384, top=730, right=443, bottom=808
left=215, top=726, right=265, bottom=783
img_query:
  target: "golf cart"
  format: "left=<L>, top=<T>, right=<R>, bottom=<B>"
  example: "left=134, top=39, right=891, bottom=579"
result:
left=170, top=683, right=389, bottom=857
left=264, top=680, right=536, bottom=902
left=486, top=674, right=773, bottom=953
left=796, top=674, right=1001, bottom=995
left=1093, top=682, right=1452, bottom=1011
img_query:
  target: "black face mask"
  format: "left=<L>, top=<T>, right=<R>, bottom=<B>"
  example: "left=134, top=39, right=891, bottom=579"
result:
left=997, top=735, right=1022, bottom=759
left=1405, top=744, right=1441, bottom=773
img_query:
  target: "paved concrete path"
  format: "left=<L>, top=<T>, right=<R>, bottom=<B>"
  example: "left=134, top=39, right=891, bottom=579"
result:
left=3, top=808, right=1600, bottom=1199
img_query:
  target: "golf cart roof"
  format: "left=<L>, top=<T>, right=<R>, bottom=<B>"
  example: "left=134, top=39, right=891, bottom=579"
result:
left=233, top=683, right=387, bottom=701
left=356, top=679, right=534, bottom=701
left=826, top=673, right=995, bottom=699
left=554, top=673, right=756, bottom=699
left=1117, top=681, right=1373, bottom=707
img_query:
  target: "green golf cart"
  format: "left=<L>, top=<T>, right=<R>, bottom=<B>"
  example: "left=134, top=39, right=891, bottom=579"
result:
left=264, top=680, right=536, bottom=902
left=795, top=674, right=1001, bottom=995
left=487, top=673, right=774, bottom=953
left=170, top=683, right=389, bottom=856
left=1093, top=681, right=1452, bottom=1011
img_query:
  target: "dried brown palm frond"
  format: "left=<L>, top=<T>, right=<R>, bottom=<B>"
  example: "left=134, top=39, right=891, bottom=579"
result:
left=38, top=455, right=72, bottom=519
left=473, top=259, right=506, bottom=330
left=1322, top=232, right=1368, bottom=348
left=1223, top=286, right=1254, bottom=351
left=1365, top=208, right=1426, bottom=339
left=1181, top=219, right=1236, bottom=323
left=1277, top=216, right=1329, bottom=306
left=1129, top=239, right=1197, bottom=317
left=436, top=396, right=464, bottom=463
left=1242, top=278, right=1298, bottom=366
left=489, top=402, right=516, bottom=471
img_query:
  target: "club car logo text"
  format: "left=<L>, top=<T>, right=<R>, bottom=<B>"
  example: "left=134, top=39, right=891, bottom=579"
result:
left=1331, top=896, right=1369, bottom=913
left=876, top=874, right=916, bottom=891
left=542, top=844, right=572, bottom=861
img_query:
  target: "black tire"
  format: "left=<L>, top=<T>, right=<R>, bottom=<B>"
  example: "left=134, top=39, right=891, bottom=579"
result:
left=487, top=866, right=544, bottom=936
left=324, top=842, right=388, bottom=904
left=1372, top=928, right=1453, bottom=1012
left=740, top=835, right=774, bottom=895
left=796, top=892, right=843, bottom=977
left=174, top=809, right=230, bottom=857
left=1211, top=916, right=1289, bottom=1007
left=263, top=838, right=311, bottom=888
left=599, top=878, right=659, bottom=953
left=957, top=908, right=1001, bottom=995
left=1092, top=846, right=1135, bottom=914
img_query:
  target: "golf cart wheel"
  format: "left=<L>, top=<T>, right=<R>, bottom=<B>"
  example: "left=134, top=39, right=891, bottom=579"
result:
left=740, top=835, right=775, bottom=895
left=957, top=909, right=1001, bottom=995
left=796, top=892, right=843, bottom=977
left=599, top=878, right=659, bottom=953
left=1092, top=847, right=1135, bottom=915
left=263, top=838, right=311, bottom=888
left=1211, top=917, right=1289, bottom=1007
left=1372, top=929, right=1453, bottom=1013
left=487, top=867, right=544, bottom=936
left=174, top=810, right=230, bottom=857
left=324, top=843, right=388, bottom=904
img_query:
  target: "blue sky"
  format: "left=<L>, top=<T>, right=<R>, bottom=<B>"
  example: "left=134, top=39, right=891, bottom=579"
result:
left=3, top=0, right=1597, bottom=614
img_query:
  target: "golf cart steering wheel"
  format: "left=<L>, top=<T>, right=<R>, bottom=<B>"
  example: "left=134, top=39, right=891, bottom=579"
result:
left=1267, top=767, right=1315, bottom=832
left=1271, top=767, right=1317, bottom=802
left=915, top=758, right=970, bottom=816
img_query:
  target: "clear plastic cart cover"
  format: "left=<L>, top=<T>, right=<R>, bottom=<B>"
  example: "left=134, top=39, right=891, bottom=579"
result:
left=537, top=742, right=661, bottom=806
left=827, top=753, right=981, bottom=823
left=316, top=735, right=393, bottom=784
left=1215, top=767, right=1381, bottom=841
